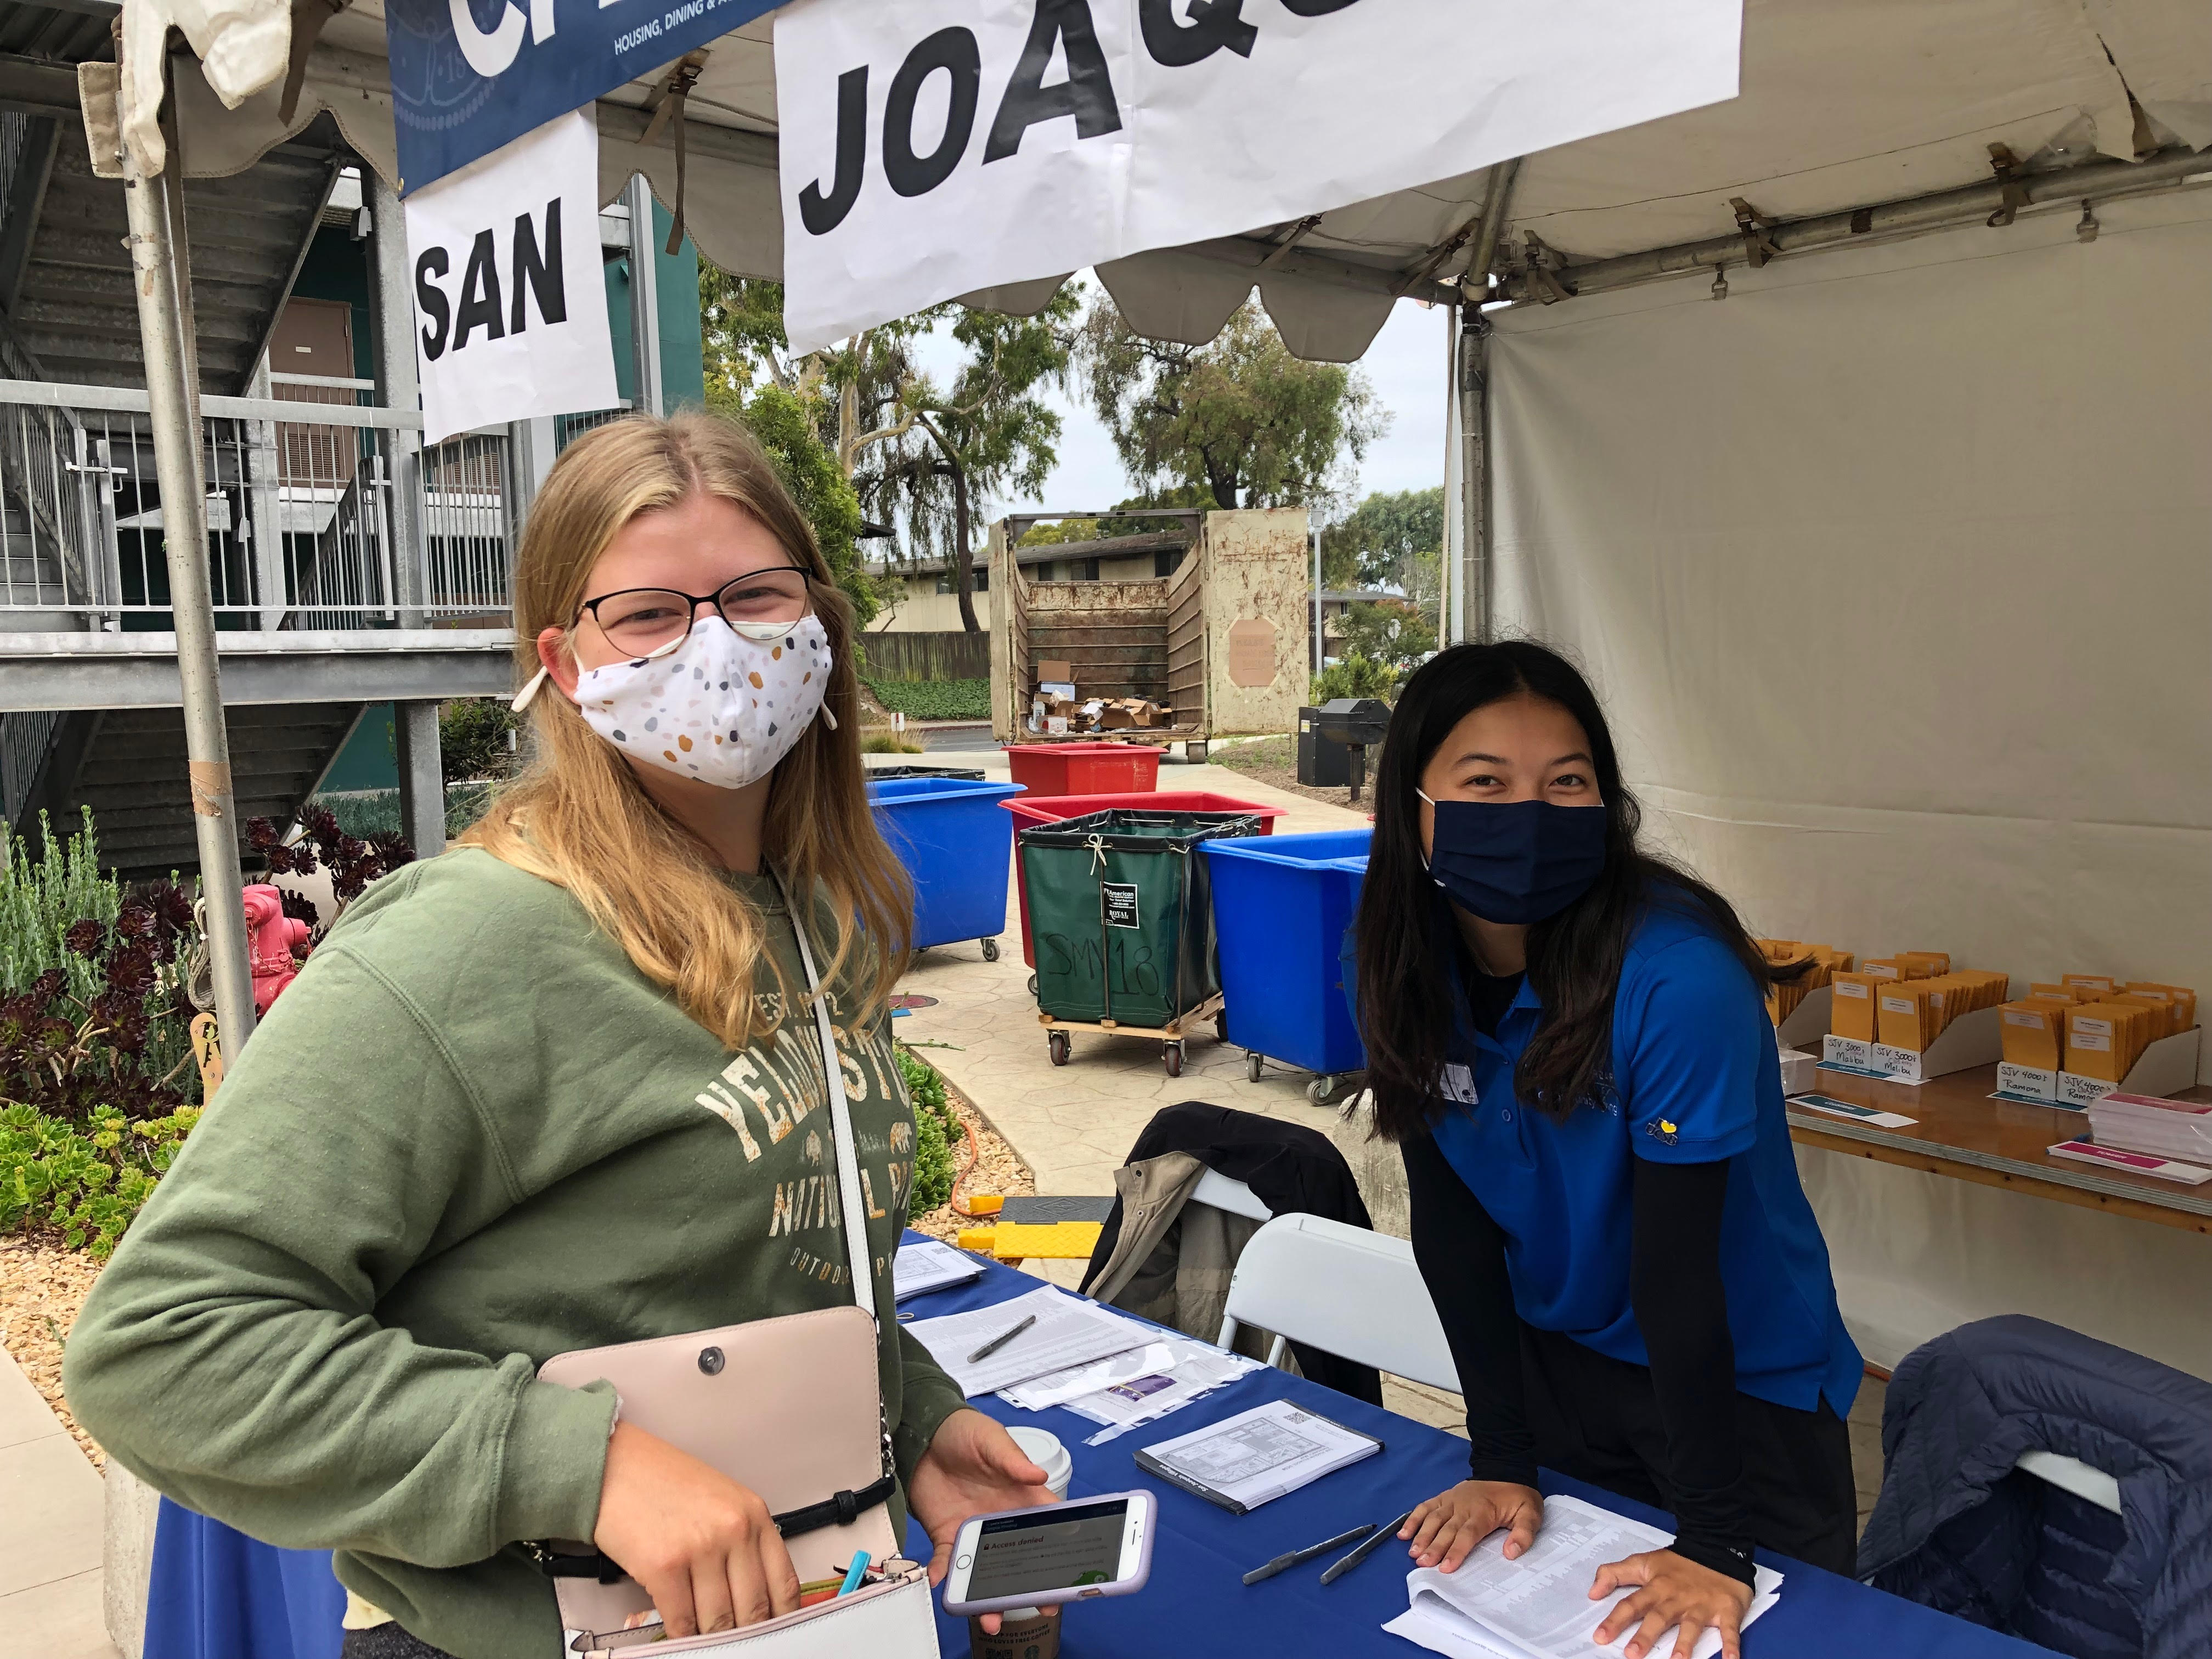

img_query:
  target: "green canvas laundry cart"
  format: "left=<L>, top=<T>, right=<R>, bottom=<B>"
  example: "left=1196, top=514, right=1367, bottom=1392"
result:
left=1017, top=808, right=1266, bottom=1076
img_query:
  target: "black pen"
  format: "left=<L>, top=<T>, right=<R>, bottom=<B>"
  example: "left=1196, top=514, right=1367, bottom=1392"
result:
left=1319, top=1510, right=1413, bottom=1585
left=1243, top=1523, right=1374, bottom=1585
left=966, top=1312, right=1036, bottom=1364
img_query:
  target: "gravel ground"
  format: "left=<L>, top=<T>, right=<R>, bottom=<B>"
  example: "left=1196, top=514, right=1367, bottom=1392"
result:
left=909, top=1066, right=1037, bottom=1239
left=0, top=1238, right=104, bottom=1467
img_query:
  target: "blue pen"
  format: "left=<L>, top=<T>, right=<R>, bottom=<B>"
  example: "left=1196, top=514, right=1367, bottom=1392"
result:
left=837, top=1551, right=871, bottom=1597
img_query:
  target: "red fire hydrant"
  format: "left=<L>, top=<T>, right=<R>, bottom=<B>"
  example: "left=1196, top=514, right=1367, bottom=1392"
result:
left=242, top=883, right=310, bottom=1014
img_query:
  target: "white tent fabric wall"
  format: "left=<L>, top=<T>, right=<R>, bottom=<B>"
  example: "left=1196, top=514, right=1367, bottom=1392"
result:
left=1485, top=189, right=2212, bottom=1378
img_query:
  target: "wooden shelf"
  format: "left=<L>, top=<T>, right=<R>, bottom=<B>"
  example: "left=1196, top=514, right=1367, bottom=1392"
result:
left=1788, top=1062, right=2212, bottom=1234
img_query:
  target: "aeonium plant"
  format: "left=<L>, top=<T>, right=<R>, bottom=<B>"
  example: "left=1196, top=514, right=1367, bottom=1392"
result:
left=0, top=882, right=198, bottom=1125
left=246, top=806, right=416, bottom=934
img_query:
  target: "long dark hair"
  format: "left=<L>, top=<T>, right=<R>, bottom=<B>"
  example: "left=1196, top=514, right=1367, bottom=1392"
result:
left=1355, top=640, right=1779, bottom=1141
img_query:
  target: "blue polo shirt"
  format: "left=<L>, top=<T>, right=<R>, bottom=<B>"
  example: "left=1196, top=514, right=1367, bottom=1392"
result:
left=1427, top=896, right=1861, bottom=1418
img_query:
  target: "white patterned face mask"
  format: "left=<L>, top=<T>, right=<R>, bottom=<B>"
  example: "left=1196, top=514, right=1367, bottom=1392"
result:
left=542, top=614, right=835, bottom=789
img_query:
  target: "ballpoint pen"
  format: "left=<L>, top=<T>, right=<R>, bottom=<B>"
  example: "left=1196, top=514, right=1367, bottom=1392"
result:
left=1243, top=1523, right=1375, bottom=1585
left=1319, top=1510, right=1413, bottom=1585
left=967, top=1312, right=1037, bottom=1364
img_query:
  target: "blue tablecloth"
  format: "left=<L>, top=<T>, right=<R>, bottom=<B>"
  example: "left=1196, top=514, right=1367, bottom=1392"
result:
left=145, top=1233, right=2059, bottom=1659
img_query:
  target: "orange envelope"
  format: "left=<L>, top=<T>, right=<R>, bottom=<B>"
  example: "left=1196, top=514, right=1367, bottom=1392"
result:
left=1999, top=1001, right=2063, bottom=1071
left=1830, top=973, right=1880, bottom=1042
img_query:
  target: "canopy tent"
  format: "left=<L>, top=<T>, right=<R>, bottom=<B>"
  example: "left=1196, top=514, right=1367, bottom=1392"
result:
left=105, top=0, right=2210, bottom=362
left=91, top=0, right=2212, bottom=1385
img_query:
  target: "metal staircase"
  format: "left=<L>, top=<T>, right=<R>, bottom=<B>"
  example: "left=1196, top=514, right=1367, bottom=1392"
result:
left=10, top=703, right=363, bottom=879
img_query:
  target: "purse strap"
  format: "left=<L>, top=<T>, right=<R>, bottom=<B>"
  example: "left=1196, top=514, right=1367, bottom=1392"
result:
left=779, top=877, right=880, bottom=1327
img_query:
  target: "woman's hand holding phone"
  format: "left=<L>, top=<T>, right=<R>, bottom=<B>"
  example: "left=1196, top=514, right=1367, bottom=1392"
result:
left=1400, top=1479, right=1546, bottom=1572
left=910, top=1409, right=1059, bottom=1635
left=593, top=1419, right=803, bottom=1638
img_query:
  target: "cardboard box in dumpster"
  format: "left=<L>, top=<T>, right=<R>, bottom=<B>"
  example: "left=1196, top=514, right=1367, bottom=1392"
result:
left=1035, top=660, right=1074, bottom=685
left=1037, top=681, right=1077, bottom=701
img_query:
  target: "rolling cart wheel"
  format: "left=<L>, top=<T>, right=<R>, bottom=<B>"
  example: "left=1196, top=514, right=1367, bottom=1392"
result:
left=1246, top=1052, right=1264, bottom=1083
left=1048, top=1030, right=1071, bottom=1066
left=981, top=936, right=1000, bottom=962
left=1027, top=972, right=1039, bottom=996
left=1308, top=1074, right=1336, bottom=1105
left=1164, top=1041, right=1185, bottom=1078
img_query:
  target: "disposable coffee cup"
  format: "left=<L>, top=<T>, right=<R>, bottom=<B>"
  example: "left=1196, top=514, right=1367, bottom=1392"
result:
left=968, top=1606, right=1060, bottom=1659
left=1006, top=1426, right=1071, bottom=1499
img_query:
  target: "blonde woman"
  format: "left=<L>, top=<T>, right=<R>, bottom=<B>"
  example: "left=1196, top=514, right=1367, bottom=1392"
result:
left=67, top=413, right=1053, bottom=1659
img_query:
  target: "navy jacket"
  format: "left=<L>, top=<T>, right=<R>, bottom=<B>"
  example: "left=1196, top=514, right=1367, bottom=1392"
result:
left=1859, top=1315, right=2212, bottom=1659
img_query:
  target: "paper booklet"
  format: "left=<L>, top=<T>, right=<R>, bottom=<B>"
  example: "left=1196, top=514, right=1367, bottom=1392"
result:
left=1383, top=1494, right=1782, bottom=1659
left=901, top=1285, right=1153, bottom=1397
left=891, top=1238, right=985, bottom=1301
left=1133, top=1398, right=1382, bottom=1514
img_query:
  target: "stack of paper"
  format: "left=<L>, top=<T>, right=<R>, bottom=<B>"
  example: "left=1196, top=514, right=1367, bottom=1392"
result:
left=1383, top=1494, right=1781, bottom=1659
left=1133, top=1399, right=1382, bottom=1514
left=2087, top=1093, right=2212, bottom=1163
left=902, top=1286, right=1153, bottom=1397
left=997, top=1334, right=1261, bottom=1443
left=892, top=1238, right=985, bottom=1301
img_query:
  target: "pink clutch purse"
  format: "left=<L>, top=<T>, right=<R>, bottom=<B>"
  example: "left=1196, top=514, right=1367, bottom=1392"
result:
left=529, top=890, right=939, bottom=1657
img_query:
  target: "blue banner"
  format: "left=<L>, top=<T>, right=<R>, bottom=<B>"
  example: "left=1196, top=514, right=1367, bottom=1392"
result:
left=386, top=0, right=787, bottom=194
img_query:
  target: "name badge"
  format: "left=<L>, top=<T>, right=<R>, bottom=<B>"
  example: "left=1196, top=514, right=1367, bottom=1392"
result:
left=1440, top=1063, right=1480, bottom=1106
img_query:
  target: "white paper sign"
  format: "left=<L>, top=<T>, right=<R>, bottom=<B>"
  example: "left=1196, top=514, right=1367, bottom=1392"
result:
left=773, top=0, right=1744, bottom=353
left=405, top=109, right=620, bottom=444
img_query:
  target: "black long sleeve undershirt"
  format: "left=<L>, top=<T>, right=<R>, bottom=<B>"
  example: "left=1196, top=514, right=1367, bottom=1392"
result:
left=1402, top=1131, right=1756, bottom=1584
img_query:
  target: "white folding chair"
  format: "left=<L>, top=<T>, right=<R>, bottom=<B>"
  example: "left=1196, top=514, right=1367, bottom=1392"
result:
left=1214, top=1212, right=1461, bottom=1392
left=1190, top=1166, right=1272, bottom=1223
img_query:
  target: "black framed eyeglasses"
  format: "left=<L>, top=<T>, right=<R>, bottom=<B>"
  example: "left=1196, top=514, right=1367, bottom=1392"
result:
left=577, top=568, right=814, bottom=655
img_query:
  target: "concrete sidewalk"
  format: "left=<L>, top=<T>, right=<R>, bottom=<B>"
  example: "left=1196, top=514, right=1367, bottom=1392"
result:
left=0, top=1346, right=117, bottom=1658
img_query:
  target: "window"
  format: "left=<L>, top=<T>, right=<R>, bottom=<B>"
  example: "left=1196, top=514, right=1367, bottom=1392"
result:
left=934, top=564, right=988, bottom=595
left=1154, top=549, right=1186, bottom=578
left=1033, top=560, right=1056, bottom=583
left=1075, top=557, right=1100, bottom=582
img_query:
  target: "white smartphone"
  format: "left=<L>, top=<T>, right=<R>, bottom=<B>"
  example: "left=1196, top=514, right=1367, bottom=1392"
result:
left=939, top=1491, right=1156, bottom=1617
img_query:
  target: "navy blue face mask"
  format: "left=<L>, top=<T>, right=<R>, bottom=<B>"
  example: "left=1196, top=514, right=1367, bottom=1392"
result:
left=1418, top=793, right=1610, bottom=925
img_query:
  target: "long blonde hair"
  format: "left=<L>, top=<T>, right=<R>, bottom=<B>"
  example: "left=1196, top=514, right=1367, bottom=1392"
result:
left=464, top=411, right=911, bottom=1046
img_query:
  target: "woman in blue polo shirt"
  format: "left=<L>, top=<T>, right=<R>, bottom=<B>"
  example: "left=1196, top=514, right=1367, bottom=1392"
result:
left=1353, top=641, right=1858, bottom=1659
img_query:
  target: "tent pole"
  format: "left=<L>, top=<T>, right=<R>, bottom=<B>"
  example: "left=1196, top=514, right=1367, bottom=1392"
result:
left=1439, top=302, right=1458, bottom=645
left=625, top=174, right=664, bottom=416
left=123, top=85, right=257, bottom=1064
left=1458, top=161, right=1519, bottom=648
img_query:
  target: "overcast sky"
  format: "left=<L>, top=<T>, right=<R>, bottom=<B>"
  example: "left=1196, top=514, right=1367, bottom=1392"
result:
left=909, top=284, right=1451, bottom=522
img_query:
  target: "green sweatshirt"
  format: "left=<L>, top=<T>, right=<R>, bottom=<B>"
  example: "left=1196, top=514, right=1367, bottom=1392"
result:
left=65, top=849, right=968, bottom=1659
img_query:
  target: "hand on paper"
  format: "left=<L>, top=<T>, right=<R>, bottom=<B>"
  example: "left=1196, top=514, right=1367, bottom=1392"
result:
left=912, top=1407, right=1060, bottom=1634
left=1400, top=1479, right=1545, bottom=1571
left=592, top=1419, right=803, bottom=1637
left=1589, top=1547, right=1752, bottom=1659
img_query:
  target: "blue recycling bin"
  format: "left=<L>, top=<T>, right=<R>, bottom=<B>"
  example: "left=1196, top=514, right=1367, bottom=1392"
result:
left=1200, top=829, right=1372, bottom=1102
left=868, top=776, right=1026, bottom=959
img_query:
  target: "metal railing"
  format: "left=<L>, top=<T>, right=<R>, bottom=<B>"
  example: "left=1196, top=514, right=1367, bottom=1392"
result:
left=0, top=378, right=523, bottom=630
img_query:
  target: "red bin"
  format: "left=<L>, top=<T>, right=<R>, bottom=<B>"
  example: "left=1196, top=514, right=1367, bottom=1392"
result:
left=1001, top=791, right=1288, bottom=968
left=1002, top=742, right=1163, bottom=798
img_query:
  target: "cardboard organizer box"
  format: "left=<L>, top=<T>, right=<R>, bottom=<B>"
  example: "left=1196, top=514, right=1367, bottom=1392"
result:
left=1029, top=659, right=1173, bottom=735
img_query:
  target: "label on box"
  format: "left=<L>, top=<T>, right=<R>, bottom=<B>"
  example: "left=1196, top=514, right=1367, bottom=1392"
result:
left=2059, top=1072, right=2119, bottom=1108
left=2046, top=1139, right=2212, bottom=1185
left=1822, top=1035, right=1873, bottom=1070
left=1868, top=1043, right=1926, bottom=1083
left=1994, top=1064, right=2061, bottom=1104
left=1793, top=1093, right=1920, bottom=1130
left=1102, top=883, right=1139, bottom=930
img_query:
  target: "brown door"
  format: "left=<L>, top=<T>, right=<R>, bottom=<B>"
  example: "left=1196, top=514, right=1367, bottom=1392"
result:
left=270, top=298, right=357, bottom=486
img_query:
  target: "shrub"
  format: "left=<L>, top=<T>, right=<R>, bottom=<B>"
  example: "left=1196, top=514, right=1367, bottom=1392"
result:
left=0, top=1099, right=198, bottom=1258
left=899, top=1048, right=958, bottom=1214
left=860, top=732, right=928, bottom=755
left=439, top=698, right=520, bottom=783
left=1311, top=651, right=1400, bottom=704
left=861, top=678, right=991, bottom=722
left=1, top=812, right=197, bottom=1126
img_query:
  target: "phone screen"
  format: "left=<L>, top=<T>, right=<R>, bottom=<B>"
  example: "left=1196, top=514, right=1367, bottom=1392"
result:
left=963, top=1499, right=1131, bottom=1600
